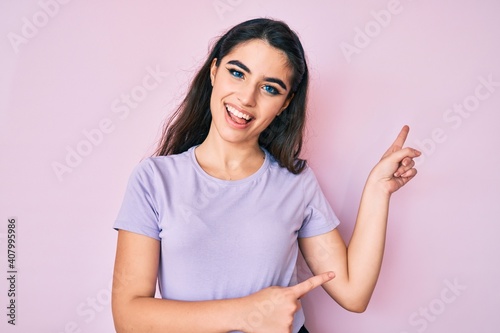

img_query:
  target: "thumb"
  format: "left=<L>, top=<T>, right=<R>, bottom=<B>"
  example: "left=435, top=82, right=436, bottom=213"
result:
left=384, top=147, right=421, bottom=164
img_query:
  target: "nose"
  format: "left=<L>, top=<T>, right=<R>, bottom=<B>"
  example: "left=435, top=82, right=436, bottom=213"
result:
left=237, top=83, right=257, bottom=107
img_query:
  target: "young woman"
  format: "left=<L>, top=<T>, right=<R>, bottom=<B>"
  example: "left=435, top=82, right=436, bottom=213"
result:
left=111, top=18, right=420, bottom=333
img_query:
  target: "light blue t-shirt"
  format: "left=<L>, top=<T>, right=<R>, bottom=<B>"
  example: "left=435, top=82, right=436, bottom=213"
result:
left=114, top=146, right=340, bottom=333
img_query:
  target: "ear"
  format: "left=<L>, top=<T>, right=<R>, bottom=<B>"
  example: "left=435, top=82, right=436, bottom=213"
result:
left=210, top=58, right=218, bottom=86
left=277, top=93, right=294, bottom=116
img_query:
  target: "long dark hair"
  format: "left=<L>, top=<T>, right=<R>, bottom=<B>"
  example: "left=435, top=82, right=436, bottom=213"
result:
left=154, top=18, right=309, bottom=174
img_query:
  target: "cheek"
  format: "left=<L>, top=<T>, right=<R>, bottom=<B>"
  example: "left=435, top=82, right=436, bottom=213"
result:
left=211, top=77, right=232, bottom=101
left=210, top=79, right=226, bottom=104
left=208, top=90, right=221, bottom=118
left=262, top=99, right=286, bottom=116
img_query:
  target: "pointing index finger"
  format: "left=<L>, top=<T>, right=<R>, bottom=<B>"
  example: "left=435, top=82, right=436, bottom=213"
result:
left=292, top=272, right=335, bottom=299
left=384, top=125, right=410, bottom=156
left=392, top=125, right=410, bottom=149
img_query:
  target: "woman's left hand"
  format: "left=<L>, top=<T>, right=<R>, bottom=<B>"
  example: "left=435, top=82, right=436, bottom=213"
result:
left=368, top=125, right=421, bottom=195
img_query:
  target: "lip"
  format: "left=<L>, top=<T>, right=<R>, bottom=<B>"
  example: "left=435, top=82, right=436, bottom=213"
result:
left=225, top=102, right=254, bottom=119
left=224, top=102, right=254, bottom=129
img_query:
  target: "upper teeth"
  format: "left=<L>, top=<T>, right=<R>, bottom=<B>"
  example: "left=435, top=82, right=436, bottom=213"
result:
left=226, top=105, right=251, bottom=120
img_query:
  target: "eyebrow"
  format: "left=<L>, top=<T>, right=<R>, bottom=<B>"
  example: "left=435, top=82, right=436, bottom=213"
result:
left=227, top=60, right=288, bottom=91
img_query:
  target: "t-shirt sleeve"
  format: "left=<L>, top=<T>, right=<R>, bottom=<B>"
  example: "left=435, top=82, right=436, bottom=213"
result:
left=298, top=166, right=340, bottom=238
left=113, top=159, right=161, bottom=240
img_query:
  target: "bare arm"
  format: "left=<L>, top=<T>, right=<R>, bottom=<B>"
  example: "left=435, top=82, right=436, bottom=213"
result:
left=112, top=230, right=334, bottom=333
left=112, top=230, right=248, bottom=332
left=299, top=126, right=421, bottom=313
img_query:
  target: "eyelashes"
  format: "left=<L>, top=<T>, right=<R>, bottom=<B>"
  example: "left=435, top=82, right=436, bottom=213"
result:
left=226, top=67, right=281, bottom=96
left=228, top=68, right=244, bottom=79
left=263, top=85, right=279, bottom=95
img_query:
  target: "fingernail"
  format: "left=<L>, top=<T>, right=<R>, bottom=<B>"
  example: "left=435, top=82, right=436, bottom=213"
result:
left=328, top=272, right=335, bottom=279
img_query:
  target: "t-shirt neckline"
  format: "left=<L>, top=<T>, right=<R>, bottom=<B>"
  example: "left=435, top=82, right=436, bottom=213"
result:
left=188, top=145, right=271, bottom=185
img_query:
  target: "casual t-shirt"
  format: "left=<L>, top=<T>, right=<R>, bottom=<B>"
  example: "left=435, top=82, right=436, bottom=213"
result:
left=114, top=146, right=340, bottom=333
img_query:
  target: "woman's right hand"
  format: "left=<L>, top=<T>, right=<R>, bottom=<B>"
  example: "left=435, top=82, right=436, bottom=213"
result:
left=240, top=272, right=335, bottom=333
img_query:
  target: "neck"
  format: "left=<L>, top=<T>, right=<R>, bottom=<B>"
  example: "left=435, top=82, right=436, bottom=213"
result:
left=195, top=129, right=265, bottom=180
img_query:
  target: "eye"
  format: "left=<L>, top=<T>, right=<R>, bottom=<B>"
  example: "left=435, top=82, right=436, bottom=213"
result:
left=228, top=68, right=244, bottom=79
left=263, top=85, right=280, bottom=95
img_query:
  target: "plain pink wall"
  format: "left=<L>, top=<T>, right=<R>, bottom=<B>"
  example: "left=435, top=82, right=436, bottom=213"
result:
left=1, top=0, right=499, bottom=332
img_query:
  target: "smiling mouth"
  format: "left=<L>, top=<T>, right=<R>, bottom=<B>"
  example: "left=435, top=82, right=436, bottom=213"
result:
left=225, top=104, right=253, bottom=125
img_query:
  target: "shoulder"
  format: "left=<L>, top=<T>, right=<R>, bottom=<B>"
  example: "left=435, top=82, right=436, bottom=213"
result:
left=266, top=152, right=314, bottom=177
left=130, top=148, right=194, bottom=182
left=265, top=154, right=317, bottom=189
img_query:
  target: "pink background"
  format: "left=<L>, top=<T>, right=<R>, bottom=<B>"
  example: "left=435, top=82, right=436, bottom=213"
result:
left=1, top=0, right=499, bottom=332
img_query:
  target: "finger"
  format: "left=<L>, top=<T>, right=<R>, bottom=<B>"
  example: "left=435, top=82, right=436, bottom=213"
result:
left=291, top=271, right=335, bottom=299
left=401, top=156, right=413, bottom=167
left=400, top=167, right=418, bottom=179
left=383, top=125, right=410, bottom=156
left=386, top=147, right=421, bottom=165
left=394, top=158, right=415, bottom=177
left=392, top=125, right=410, bottom=149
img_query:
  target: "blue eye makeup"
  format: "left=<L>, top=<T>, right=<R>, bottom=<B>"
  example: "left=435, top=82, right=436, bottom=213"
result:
left=228, top=68, right=244, bottom=79
left=263, top=85, right=279, bottom=95
left=226, top=65, right=282, bottom=96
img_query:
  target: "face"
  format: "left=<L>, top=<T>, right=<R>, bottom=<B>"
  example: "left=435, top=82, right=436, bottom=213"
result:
left=209, top=39, right=294, bottom=147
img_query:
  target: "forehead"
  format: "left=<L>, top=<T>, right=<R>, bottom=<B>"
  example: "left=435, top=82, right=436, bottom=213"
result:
left=222, top=39, right=293, bottom=82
